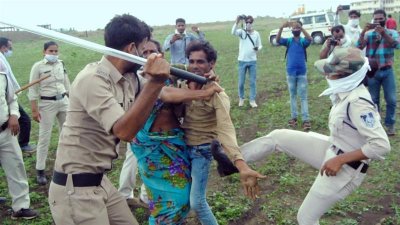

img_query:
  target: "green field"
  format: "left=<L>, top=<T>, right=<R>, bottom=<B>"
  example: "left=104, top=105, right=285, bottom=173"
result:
left=0, top=14, right=400, bottom=225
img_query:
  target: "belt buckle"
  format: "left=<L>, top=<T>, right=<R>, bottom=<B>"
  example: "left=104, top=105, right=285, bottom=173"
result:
left=55, top=94, right=63, bottom=100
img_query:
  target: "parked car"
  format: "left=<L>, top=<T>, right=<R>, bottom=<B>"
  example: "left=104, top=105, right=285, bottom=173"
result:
left=269, top=11, right=335, bottom=45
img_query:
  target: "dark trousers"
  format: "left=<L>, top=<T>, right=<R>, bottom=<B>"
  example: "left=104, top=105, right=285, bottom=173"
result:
left=18, top=104, right=31, bottom=147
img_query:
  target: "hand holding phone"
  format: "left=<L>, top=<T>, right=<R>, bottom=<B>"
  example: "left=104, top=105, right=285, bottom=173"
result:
left=368, top=23, right=380, bottom=29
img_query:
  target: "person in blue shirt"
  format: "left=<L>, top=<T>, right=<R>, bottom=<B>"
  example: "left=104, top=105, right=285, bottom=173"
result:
left=276, top=21, right=312, bottom=131
left=163, top=18, right=205, bottom=65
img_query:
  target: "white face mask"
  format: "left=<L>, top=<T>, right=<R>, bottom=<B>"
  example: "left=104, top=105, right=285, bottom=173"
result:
left=4, top=50, right=13, bottom=57
left=245, top=23, right=253, bottom=31
left=348, top=19, right=359, bottom=27
left=45, top=54, right=58, bottom=63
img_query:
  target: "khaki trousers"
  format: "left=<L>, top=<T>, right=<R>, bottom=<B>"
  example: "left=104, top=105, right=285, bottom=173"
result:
left=0, top=129, right=30, bottom=211
left=48, top=175, right=139, bottom=225
left=241, top=129, right=366, bottom=225
left=36, top=99, right=67, bottom=170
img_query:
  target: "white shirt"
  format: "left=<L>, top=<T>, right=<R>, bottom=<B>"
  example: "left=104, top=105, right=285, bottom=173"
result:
left=0, top=73, right=19, bottom=125
left=231, top=23, right=262, bottom=62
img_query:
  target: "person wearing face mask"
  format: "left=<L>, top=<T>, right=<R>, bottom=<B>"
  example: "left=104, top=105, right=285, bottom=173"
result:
left=276, top=21, right=312, bottom=131
left=0, top=39, right=39, bottom=220
left=320, top=25, right=352, bottom=59
left=335, top=6, right=362, bottom=48
left=232, top=15, right=262, bottom=108
left=0, top=37, right=36, bottom=153
left=240, top=47, right=390, bottom=224
left=163, top=18, right=205, bottom=65
left=356, top=9, right=400, bottom=136
left=28, top=41, right=70, bottom=185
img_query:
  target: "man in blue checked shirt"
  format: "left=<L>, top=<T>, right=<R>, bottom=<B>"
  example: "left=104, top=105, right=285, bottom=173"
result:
left=356, top=9, right=400, bottom=136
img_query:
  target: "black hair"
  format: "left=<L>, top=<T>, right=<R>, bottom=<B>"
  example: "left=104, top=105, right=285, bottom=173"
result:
left=246, top=15, right=254, bottom=23
left=148, top=39, right=162, bottom=54
left=176, top=18, right=186, bottom=24
left=185, top=40, right=217, bottom=63
left=373, top=9, right=387, bottom=17
left=104, top=14, right=151, bottom=51
left=331, top=25, right=345, bottom=34
left=0, top=37, right=11, bottom=48
left=388, top=14, right=392, bottom=18
left=348, top=10, right=361, bottom=18
left=44, top=41, right=58, bottom=50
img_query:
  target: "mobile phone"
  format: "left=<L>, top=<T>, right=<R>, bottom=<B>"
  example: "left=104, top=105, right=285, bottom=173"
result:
left=341, top=5, right=350, bottom=10
left=368, top=23, right=380, bottom=29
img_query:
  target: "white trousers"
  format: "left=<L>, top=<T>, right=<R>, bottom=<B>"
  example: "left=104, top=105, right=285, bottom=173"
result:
left=0, top=129, right=31, bottom=211
left=118, top=143, right=138, bottom=199
left=36, top=99, right=67, bottom=170
left=241, top=129, right=366, bottom=225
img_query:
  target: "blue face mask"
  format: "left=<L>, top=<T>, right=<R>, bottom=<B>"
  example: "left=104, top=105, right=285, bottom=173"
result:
left=292, top=30, right=301, bottom=37
left=4, top=50, right=13, bottom=57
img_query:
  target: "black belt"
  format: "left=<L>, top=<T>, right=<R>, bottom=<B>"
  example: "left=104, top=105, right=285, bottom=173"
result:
left=52, top=171, right=103, bottom=187
left=0, top=121, right=8, bottom=133
left=336, top=149, right=368, bottom=173
left=40, top=93, right=66, bottom=101
left=379, top=65, right=392, bottom=71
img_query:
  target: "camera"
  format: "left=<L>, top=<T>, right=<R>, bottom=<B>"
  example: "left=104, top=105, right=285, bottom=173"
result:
left=238, top=14, right=247, bottom=20
left=329, top=38, right=338, bottom=46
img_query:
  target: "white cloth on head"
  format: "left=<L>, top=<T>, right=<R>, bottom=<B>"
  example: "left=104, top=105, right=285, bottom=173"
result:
left=0, top=52, right=20, bottom=103
left=319, top=57, right=370, bottom=102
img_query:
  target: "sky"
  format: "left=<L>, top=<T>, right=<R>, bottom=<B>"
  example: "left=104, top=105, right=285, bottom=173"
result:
left=1, top=0, right=353, bottom=31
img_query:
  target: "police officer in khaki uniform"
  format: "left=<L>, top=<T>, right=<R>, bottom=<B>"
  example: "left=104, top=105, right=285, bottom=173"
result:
left=0, top=69, right=38, bottom=219
left=28, top=41, right=70, bottom=185
left=48, top=14, right=170, bottom=225
left=240, top=47, right=390, bottom=225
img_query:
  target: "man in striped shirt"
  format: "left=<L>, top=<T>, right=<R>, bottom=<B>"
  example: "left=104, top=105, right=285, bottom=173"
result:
left=356, top=9, right=400, bottom=136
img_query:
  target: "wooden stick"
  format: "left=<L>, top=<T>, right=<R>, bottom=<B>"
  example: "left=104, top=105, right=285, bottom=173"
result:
left=15, top=75, right=51, bottom=94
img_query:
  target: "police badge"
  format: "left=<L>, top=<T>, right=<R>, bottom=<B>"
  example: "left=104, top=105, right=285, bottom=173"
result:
left=360, top=112, right=375, bottom=128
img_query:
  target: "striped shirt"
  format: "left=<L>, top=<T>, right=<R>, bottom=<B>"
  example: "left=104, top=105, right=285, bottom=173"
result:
left=356, top=29, right=400, bottom=68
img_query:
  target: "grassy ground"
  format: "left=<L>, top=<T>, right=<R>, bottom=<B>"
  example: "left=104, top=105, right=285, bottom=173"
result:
left=0, top=14, right=400, bottom=225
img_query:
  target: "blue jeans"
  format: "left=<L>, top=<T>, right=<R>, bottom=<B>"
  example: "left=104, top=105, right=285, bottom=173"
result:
left=188, top=144, right=218, bottom=225
left=238, top=60, right=257, bottom=101
left=287, top=75, right=310, bottom=121
left=368, top=67, right=396, bottom=126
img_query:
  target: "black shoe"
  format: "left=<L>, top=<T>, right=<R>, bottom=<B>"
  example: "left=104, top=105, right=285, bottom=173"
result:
left=210, top=140, right=239, bottom=177
left=11, top=208, right=38, bottom=220
left=0, top=196, right=6, bottom=204
left=36, top=170, right=47, bottom=185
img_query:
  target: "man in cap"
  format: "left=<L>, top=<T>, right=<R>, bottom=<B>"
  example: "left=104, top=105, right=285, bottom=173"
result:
left=240, top=47, right=390, bottom=225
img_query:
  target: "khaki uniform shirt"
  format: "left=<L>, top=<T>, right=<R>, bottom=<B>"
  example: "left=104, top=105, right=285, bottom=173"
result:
left=181, top=86, right=244, bottom=162
left=329, top=85, right=390, bottom=162
left=54, top=56, right=143, bottom=174
left=0, top=73, right=19, bottom=125
left=28, top=59, right=70, bottom=100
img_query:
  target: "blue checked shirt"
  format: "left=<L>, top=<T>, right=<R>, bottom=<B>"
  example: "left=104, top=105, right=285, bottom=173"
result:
left=356, top=29, right=400, bottom=68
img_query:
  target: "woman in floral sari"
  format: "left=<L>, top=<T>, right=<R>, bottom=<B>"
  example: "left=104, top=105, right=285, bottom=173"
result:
left=130, top=39, right=221, bottom=225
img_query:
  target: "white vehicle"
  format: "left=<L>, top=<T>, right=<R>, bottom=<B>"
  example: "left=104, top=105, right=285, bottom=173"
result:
left=269, top=11, right=335, bottom=45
